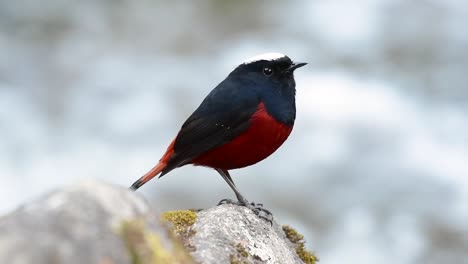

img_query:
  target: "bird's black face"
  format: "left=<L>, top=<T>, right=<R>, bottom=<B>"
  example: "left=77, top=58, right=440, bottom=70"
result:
left=225, top=53, right=306, bottom=125
left=232, top=55, right=307, bottom=89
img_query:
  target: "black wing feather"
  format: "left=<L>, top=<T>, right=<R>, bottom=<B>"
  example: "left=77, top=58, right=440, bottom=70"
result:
left=161, top=79, right=260, bottom=175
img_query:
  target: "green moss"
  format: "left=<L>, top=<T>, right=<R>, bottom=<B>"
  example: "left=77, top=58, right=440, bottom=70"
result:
left=282, top=225, right=319, bottom=264
left=228, top=243, right=251, bottom=264
left=283, top=225, right=305, bottom=244
left=229, top=254, right=248, bottom=264
left=235, top=243, right=249, bottom=258
left=119, top=219, right=195, bottom=264
left=161, top=210, right=197, bottom=235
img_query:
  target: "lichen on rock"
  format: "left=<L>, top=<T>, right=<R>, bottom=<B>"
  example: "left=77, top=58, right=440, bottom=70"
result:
left=0, top=181, right=319, bottom=264
left=119, top=218, right=195, bottom=264
left=282, top=225, right=318, bottom=264
left=229, top=243, right=251, bottom=264
left=161, top=210, right=198, bottom=235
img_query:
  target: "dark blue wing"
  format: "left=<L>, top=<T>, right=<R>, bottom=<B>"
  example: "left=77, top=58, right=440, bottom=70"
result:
left=161, top=77, right=260, bottom=175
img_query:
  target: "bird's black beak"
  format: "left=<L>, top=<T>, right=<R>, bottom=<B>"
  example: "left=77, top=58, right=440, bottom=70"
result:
left=286, top=62, right=307, bottom=73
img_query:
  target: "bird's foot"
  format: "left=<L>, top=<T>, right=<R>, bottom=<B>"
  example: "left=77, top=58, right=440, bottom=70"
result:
left=247, top=203, right=274, bottom=225
left=217, top=198, right=273, bottom=225
left=217, top=198, right=239, bottom=206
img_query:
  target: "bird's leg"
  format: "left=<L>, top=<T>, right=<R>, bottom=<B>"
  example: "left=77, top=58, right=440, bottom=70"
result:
left=215, top=168, right=249, bottom=205
left=215, top=169, right=273, bottom=223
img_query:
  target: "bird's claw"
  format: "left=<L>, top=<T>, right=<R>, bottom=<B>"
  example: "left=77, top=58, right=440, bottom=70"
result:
left=217, top=198, right=238, bottom=205
left=250, top=206, right=274, bottom=225
left=250, top=202, right=263, bottom=207
left=246, top=203, right=273, bottom=225
left=217, top=198, right=273, bottom=225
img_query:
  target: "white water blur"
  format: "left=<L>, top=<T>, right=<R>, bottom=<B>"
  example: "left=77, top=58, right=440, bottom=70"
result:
left=1, top=1, right=467, bottom=263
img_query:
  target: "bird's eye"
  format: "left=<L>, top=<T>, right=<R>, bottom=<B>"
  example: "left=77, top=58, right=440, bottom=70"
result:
left=263, top=67, right=273, bottom=76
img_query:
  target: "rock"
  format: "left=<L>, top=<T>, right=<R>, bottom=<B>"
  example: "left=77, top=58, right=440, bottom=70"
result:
left=0, top=181, right=194, bottom=264
left=185, top=205, right=316, bottom=264
left=0, top=181, right=316, bottom=264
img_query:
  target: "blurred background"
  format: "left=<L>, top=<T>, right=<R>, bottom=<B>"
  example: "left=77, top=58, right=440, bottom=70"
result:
left=1, top=1, right=467, bottom=263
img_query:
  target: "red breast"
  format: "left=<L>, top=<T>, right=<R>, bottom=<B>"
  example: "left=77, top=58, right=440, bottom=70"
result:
left=191, top=102, right=293, bottom=169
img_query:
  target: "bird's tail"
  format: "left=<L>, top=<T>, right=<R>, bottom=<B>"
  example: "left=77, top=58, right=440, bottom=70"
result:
left=129, top=137, right=177, bottom=191
left=129, top=162, right=166, bottom=191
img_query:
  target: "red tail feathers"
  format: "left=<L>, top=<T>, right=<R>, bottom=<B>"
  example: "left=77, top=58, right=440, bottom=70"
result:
left=129, top=162, right=166, bottom=190
left=129, top=137, right=176, bottom=191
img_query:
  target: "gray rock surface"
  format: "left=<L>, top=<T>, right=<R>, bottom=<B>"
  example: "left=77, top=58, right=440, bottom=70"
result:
left=188, top=205, right=305, bottom=264
left=0, top=181, right=312, bottom=264
left=0, top=181, right=185, bottom=264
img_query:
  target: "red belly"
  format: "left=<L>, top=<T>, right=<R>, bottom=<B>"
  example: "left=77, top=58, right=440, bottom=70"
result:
left=191, top=103, right=293, bottom=170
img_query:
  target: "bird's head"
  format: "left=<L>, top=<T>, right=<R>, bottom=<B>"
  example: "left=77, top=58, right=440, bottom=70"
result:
left=230, top=53, right=307, bottom=89
left=221, top=53, right=306, bottom=125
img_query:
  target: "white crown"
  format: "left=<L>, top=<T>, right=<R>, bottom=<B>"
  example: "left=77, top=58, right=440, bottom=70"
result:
left=242, top=52, right=287, bottom=64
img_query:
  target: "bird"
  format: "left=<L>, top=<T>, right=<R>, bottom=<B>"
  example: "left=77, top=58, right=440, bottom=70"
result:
left=130, top=52, right=306, bottom=222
